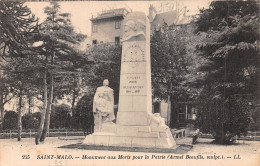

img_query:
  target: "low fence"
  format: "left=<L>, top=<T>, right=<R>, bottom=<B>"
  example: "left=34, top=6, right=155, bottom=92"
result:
left=172, top=129, right=260, bottom=141
left=186, top=129, right=260, bottom=141
left=172, top=129, right=186, bottom=139
left=2, top=128, right=186, bottom=140
left=1, top=128, right=259, bottom=140
left=0, top=128, right=93, bottom=139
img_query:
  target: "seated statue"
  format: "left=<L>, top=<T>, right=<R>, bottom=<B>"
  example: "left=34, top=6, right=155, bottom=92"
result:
left=93, top=79, right=115, bottom=131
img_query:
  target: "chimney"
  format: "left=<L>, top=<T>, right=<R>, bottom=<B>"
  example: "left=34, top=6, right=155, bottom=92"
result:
left=149, top=5, right=157, bottom=23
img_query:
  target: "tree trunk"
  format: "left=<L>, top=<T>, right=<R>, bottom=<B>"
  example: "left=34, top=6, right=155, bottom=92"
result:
left=167, top=82, right=172, bottom=127
left=40, top=79, right=53, bottom=142
left=167, top=94, right=171, bottom=126
left=214, top=128, right=226, bottom=144
left=40, top=53, right=54, bottom=142
left=71, top=69, right=82, bottom=116
left=35, top=68, right=48, bottom=145
left=0, top=94, right=4, bottom=131
left=28, top=96, right=31, bottom=114
left=71, top=88, right=76, bottom=116
left=17, top=91, right=23, bottom=141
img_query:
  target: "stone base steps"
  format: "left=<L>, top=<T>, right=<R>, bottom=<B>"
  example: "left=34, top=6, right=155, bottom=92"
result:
left=82, top=124, right=177, bottom=149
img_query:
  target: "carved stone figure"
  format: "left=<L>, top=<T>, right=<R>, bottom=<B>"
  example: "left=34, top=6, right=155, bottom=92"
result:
left=149, top=113, right=167, bottom=127
left=122, top=12, right=146, bottom=42
left=93, top=79, right=115, bottom=131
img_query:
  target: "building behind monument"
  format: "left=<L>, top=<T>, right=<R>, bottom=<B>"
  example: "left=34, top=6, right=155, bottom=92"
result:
left=89, top=5, right=191, bottom=46
left=90, top=8, right=131, bottom=46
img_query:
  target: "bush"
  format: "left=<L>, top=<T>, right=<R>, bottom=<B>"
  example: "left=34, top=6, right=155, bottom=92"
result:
left=22, top=113, right=39, bottom=129
left=50, top=104, right=71, bottom=129
left=32, top=112, right=41, bottom=123
left=72, top=93, right=94, bottom=132
left=196, top=97, right=251, bottom=144
left=3, top=111, right=18, bottom=130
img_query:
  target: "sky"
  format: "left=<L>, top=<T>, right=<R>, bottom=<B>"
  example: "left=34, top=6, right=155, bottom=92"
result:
left=25, top=0, right=211, bottom=36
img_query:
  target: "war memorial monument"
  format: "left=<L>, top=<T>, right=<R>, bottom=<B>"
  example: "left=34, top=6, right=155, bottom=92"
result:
left=83, top=12, right=176, bottom=148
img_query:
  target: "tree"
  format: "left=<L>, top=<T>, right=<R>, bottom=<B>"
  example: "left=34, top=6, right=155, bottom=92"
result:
left=151, top=24, right=194, bottom=127
left=0, top=1, right=37, bottom=58
left=53, top=56, right=90, bottom=117
left=0, top=1, right=38, bottom=141
left=195, top=1, right=260, bottom=144
left=33, top=2, right=87, bottom=144
left=0, top=1, right=37, bottom=131
left=86, top=45, right=122, bottom=104
left=2, top=49, right=44, bottom=140
left=0, top=74, right=14, bottom=131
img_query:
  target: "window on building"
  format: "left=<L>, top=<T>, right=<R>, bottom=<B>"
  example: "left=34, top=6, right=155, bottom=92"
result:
left=178, top=109, right=185, bottom=123
left=153, top=102, right=160, bottom=113
left=92, top=24, right=97, bottom=32
left=187, top=104, right=192, bottom=120
left=115, top=37, right=120, bottom=45
left=115, top=21, right=121, bottom=29
left=92, top=40, right=97, bottom=45
left=178, top=113, right=185, bottom=123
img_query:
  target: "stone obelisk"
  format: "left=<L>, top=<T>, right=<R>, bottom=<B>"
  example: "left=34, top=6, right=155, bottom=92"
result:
left=83, top=12, right=176, bottom=148
left=116, top=12, right=152, bottom=126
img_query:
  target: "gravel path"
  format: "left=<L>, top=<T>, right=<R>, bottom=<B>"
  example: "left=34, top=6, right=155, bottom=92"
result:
left=0, top=137, right=259, bottom=166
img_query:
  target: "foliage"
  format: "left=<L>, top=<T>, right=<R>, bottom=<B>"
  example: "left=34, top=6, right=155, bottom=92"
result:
left=151, top=26, right=187, bottom=101
left=72, top=93, right=94, bottom=132
left=150, top=23, right=205, bottom=128
left=69, top=43, right=121, bottom=131
left=0, top=1, right=39, bottom=141
left=150, top=23, right=204, bottom=101
left=86, top=45, right=122, bottom=103
left=0, top=1, right=38, bottom=131
left=195, top=1, right=260, bottom=144
left=3, top=111, right=18, bottom=130
left=22, top=113, right=39, bottom=129
left=50, top=104, right=71, bottom=129
left=39, top=2, right=88, bottom=101
left=0, top=1, right=40, bottom=99
left=0, top=1, right=37, bottom=58
left=32, top=112, right=41, bottom=123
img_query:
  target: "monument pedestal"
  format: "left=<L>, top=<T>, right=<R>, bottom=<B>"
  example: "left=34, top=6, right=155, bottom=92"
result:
left=83, top=124, right=176, bottom=148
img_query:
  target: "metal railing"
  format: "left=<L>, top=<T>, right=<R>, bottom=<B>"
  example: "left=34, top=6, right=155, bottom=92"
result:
left=91, top=42, right=121, bottom=48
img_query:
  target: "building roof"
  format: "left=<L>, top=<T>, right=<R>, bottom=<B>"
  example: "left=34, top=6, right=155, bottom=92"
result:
left=176, top=15, right=192, bottom=25
left=91, top=8, right=129, bottom=22
left=151, top=10, right=191, bottom=29
left=151, top=10, right=179, bottom=28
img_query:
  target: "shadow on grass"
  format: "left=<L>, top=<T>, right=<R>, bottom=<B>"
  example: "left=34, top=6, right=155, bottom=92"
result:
left=59, top=143, right=193, bottom=154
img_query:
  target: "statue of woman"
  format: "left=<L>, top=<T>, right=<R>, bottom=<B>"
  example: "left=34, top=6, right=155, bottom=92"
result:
left=93, top=79, right=115, bottom=131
